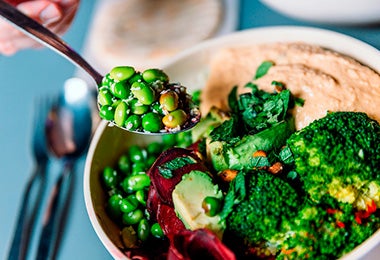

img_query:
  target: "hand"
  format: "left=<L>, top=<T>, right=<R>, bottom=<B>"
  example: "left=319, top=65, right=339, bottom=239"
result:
left=0, top=0, right=80, bottom=55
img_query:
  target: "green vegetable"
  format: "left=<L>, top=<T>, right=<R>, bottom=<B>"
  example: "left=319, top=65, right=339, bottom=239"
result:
left=150, top=223, right=164, bottom=238
left=102, top=166, right=119, bottom=189
left=254, top=60, right=274, bottom=79
left=142, top=68, right=169, bottom=83
left=159, top=90, right=179, bottom=111
left=110, top=66, right=135, bottom=81
left=142, top=112, right=162, bottom=132
left=162, top=109, right=188, bottom=128
left=114, top=101, right=128, bottom=127
left=122, top=209, right=144, bottom=225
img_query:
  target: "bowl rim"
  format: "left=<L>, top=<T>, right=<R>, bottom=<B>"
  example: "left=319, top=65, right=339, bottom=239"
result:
left=84, top=25, right=380, bottom=260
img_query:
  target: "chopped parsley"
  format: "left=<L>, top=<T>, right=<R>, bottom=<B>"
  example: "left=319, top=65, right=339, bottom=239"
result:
left=158, top=156, right=197, bottom=178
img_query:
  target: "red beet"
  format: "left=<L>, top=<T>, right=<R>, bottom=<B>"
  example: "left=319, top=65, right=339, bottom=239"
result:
left=156, top=203, right=186, bottom=239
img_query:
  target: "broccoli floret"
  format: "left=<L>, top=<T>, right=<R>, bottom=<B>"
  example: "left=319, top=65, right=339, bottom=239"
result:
left=277, top=195, right=380, bottom=260
left=226, top=170, right=303, bottom=250
left=287, top=112, right=380, bottom=211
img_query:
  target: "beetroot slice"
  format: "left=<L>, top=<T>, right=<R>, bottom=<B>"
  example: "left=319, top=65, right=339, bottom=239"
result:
left=168, top=229, right=236, bottom=260
left=156, top=203, right=186, bottom=239
left=147, top=147, right=208, bottom=206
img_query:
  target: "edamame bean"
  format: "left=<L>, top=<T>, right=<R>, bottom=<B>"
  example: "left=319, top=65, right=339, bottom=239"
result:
left=102, top=166, right=118, bottom=188
left=159, top=90, right=179, bottom=112
left=130, top=98, right=149, bottom=115
left=142, top=112, right=162, bottom=132
left=122, top=208, right=144, bottom=225
left=120, top=196, right=139, bottom=213
left=118, top=154, right=131, bottom=174
left=142, top=68, right=169, bottom=83
left=131, top=82, right=155, bottom=105
left=146, top=142, right=162, bottom=156
left=107, top=194, right=123, bottom=219
left=135, top=189, right=147, bottom=206
left=110, top=66, right=135, bottom=81
left=131, top=162, right=146, bottom=175
left=125, top=115, right=141, bottom=130
left=128, top=73, right=143, bottom=85
left=111, top=81, right=131, bottom=99
left=101, top=73, right=113, bottom=86
left=162, top=109, right=187, bottom=128
left=162, top=134, right=177, bottom=147
left=98, top=87, right=113, bottom=106
left=125, top=174, right=150, bottom=191
left=150, top=223, right=164, bottom=238
left=129, top=145, right=146, bottom=163
left=99, top=105, right=115, bottom=120
left=151, top=101, right=164, bottom=115
left=137, top=219, right=150, bottom=242
left=114, top=101, right=129, bottom=127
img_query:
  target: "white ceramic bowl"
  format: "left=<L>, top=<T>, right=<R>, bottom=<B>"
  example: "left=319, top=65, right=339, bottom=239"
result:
left=260, top=0, right=380, bottom=25
left=84, top=26, right=380, bottom=260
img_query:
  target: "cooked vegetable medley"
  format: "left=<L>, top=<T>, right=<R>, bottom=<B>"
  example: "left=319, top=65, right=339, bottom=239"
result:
left=97, top=66, right=200, bottom=133
left=99, top=62, right=380, bottom=259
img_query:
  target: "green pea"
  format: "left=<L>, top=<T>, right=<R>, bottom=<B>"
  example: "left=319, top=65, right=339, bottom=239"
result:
left=142, top=112, right=162, bottom=132
left=135, top=189, right=147, bottom=206
left=129, top=145, right=146, bottom=163
left=150, top=222, right=164, bottom=238
left=125, top=174, right=150, bottom=191
left=122, top=208, right=144, bottom=225
left=142, top=68, right=169, bottom=84
left=101, top=73, right=113, bottom=87
left=107, top=194, right=123, bottom=219
left=131, top=81, right=155, bottom=105
left=125, top=115, right=141, bottom=131
left=102, top=166, right=118, bottom=189
left=159, top=90, right=179, bottom=112
left=201, top=196, right=222, bottom=217
left=110, top=66, right=135, bottom=81
left=137, top=218, right=150, bottom=242
left=162, top=109, right=187, bottom=128
left=128, top=73, right=143, bottom=85
left=118, top=154, right=131, bottom=174
left=114, top=101, right=129, bottom=127
left=99, top=105, right=115, bottom=120
left=111, top=81, right=131, bottom=99
left=120, top=195, right=139, bottom=213
left=147, top=142, right=162, bottom=156
left=98, top=87, right=113, bottom=106
left=130, top=98, right=149, bottom=115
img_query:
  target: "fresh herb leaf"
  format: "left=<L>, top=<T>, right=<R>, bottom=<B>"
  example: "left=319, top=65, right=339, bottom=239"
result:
left=209, top=116, right=240, bottom=144
left=254, top=61, right=274, bottom=79
left=228, top=86, right=239, bottom=113
left=250, top=156, right=270, bottom=168
left=279, top=146, right=294, bottom=164
left=294, top=97, right=305, bottom=107
left=158, top=156, right=197, bottom=178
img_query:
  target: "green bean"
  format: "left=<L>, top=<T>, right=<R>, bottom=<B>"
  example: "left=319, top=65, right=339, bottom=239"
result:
left=142, top=112, right=162, bottom=132
left=114, top=101, right=129, bottom=127
left=142, top=68, right=169, bottom=84
left=150, top=223, right=164, bottom=238
left=162, top=109, right=187, bottom=128
left=99, top=105, right=115, bottom=120
left=131, top=81, right=156, bottom=105
left=122, top=208, right=144, bottom=225
left=137, top=218, right=150, bottom=242
left=125, top=115, right=141, bottom=131
left=102, top=166, right=118, bottom=189
left=110, top=66, right=135, bottom=81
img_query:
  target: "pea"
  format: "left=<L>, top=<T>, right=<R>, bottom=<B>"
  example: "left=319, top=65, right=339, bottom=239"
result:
left=114, top=101, right=129, bottom=127
left=111, top=81, right=130, bottom=99
left=150, top=223, right=164, bottom=238
left=142, top=112, right=162, bottom=132
left=162, top=109, right=188, bottom=128
left=110, top=66, right=135, bottom=81
left=125, top=174, right=150, bottom=191
left=130, top=98, right=149, bottom=115
left=147, top=142, right=162, bottom=156
left=120, top=195, right=139, bottom=213
left=99, top=105, right=115, bottom=120
left=129, top=145, right=146, bottom=163
left=101, top=73, right=113, bottom=87
left=135, top=189, right=147, bottom=206
left=107, top=194, right=123, bottom=219
left=159, top=91, right=179, bottom=112
left=122, top=208, right=144, bottom=225
left=102, top=166, right=118, bottom=189
left=142, top=68, right=169, bottom=84
left=202, top=196, right=222, bottom=217
left=118, top=154, right=131, bottom=174
left=125, top=115, right=141, bottom=131
left=131, top=81, right=155, bottom=105
left=128, top=73, right=143, bottom=85
left=151, top=101, right=164, bottom=115
left=98, top=87, right=113, bottom=106
left=137, top=219, right=150, bottom=242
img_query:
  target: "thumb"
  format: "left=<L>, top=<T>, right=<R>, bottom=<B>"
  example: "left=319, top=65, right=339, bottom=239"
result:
left=18, top=1, right=62, bottom=25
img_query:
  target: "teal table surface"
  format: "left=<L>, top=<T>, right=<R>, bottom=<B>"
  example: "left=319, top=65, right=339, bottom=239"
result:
left=1, top=1, right=379, bottom=259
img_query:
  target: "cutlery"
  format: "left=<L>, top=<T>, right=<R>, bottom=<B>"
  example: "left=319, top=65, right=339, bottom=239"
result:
left=36, top=78, right=93, bottom=260
left=7, top=97, right=52, bottom=260
left=0, top=0, right=200, bottom=135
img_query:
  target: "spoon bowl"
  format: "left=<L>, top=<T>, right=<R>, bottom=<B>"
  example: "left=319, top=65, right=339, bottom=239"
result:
left=0, top=0, right=200, bottom=135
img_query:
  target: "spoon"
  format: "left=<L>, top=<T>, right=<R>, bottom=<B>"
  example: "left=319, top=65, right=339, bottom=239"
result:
left=35, top=77, right=94, bottom=260
left=0, top=0, right=200, bottom=135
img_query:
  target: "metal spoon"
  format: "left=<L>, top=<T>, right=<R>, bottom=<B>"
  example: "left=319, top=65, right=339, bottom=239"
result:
left=0, top=0, right=200, bottom=135
left=35, top=78, right=94, bottom=260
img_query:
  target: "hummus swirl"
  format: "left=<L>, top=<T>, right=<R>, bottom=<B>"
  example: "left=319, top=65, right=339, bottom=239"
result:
left=201, top=42, right=380, bottom=130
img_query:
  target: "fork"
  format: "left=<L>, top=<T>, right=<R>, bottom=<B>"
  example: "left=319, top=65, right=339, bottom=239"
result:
left=7, top=96, right=52, bottom=260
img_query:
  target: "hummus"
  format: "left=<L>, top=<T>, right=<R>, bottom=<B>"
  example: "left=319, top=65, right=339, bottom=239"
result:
left=201, top=42, right=380, bottom=130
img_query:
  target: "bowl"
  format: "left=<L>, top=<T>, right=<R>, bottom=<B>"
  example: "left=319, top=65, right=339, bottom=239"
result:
left=260, top=0, right=380, bottom=25
left=84, top=26, right=380, bottom=259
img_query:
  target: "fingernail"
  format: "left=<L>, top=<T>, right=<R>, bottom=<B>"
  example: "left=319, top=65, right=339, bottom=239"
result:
left=40, top=4, right=61, bottom=24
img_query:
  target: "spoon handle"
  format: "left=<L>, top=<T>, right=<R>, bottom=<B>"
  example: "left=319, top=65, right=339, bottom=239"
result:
left=0, top=0, right=103, bottom=85
left=36, top=160, right=75, bottom=260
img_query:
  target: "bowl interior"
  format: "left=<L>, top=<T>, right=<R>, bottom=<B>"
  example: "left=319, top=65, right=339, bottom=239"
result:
left=84, top=26, right=380, bottom=259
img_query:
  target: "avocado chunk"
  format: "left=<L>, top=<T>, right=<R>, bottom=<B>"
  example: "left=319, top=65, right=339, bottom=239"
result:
left=172, top=170, right=225, bottom=238
left=191, top=107, right=229, bottom=142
